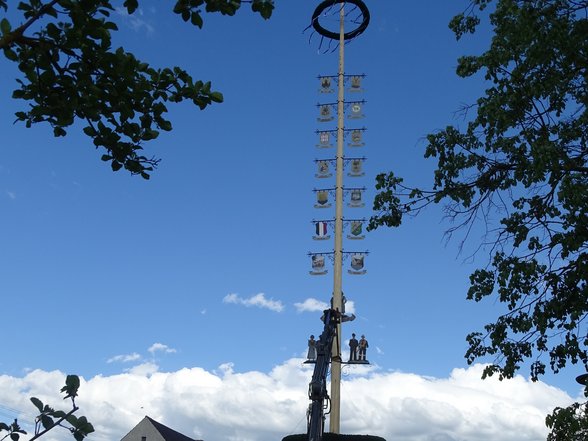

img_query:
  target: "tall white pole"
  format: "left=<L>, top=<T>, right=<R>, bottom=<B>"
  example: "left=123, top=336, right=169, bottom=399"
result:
left=329, top=2, right=345, bottom=434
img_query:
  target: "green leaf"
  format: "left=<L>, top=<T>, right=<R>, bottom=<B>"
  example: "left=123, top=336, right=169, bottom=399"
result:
left=9, top=433, right=19, bottom=441
left=8, top=421, right=24, bottom=435
left=70, top=415, right=94, bottom=441
left=0, top=18, right=11, bottom=34
left=60, top=375, right=80, bottom=399
left=251, top=0, right=274, bottom=20
left=3, top=48, right=17, bottom=61
left=53, top=127, right=67, bottom=137
left=123, top=0, right=138, bottom=14
left=40, top=415, right=54, bottom=430
left=103, top=21, right=118, bottom=31
left=209, top=91, right=223, bottom=103
left=190, top=12, right=203, bottom=28
left=30, top=397, right=44, bottom=412
left=158, top=120, right=172, bottom=131
left=142, top=129, right=159, bottom=140
left=66, top=374, right=80, bottom=389
left=46, top=23, right=60, bottom=39
left=83, top=126, right=97, bottom=137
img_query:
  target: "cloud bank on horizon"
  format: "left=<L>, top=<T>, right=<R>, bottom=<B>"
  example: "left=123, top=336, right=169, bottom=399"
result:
left=0, top=362, right=577, bottom=441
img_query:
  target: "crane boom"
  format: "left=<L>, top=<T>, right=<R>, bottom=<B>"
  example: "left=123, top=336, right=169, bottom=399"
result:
left=307, top=309, right=340, bottom=441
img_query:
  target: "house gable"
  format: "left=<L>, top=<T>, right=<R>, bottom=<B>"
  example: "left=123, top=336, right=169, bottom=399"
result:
left=121, top=416, right=202, bottom=441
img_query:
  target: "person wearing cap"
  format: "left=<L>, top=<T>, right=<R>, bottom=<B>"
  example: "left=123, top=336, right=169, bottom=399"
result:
left=358, top=334, right=369, bottom=361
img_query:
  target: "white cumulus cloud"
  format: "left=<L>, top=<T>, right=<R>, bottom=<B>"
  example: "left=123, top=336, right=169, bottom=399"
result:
left=294, top=298, right=328, bottom=312
left=223, top=293, right=284, bottom=312
left=107, top=353, right=141, bottom=364
left=126, top=362, right=159, bottom=377
left=294, top=298, right=356, bottom=314
left=148, top=343, right=177, bottom=354
left=344, top=299, right=356, bottom=314
left=0, top=363, right=578, bottom=441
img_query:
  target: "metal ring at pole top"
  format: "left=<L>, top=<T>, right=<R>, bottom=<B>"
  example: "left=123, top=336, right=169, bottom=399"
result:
left=311, top=0, right=370, bottom=41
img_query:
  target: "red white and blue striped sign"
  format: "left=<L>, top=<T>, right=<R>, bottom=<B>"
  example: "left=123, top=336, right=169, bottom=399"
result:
left=315, top=221, right=328, bottom=237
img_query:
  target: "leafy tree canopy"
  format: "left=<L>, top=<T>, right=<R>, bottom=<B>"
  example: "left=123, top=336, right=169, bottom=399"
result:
left=0, top=0, right=274, bottom=178
left=369, top=0, right=587, bottom=386
left=546, top=401, right=588, bottom=441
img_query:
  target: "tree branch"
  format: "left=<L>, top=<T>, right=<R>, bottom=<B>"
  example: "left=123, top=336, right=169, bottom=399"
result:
left=0, top=0, right=59, bottom=50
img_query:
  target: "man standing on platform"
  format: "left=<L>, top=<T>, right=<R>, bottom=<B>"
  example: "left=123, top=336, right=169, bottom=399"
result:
left=348, top=333, right=358, bottom=361
left=308, top=335, right=317, bottom=360
left=358, top=334, right=369, bottom=361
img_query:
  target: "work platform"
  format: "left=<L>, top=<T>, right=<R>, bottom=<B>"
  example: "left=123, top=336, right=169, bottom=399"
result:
left=304, top=359, right=370, bottom=365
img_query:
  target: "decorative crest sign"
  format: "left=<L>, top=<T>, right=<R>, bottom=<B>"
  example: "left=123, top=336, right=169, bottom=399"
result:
left=319, top=76, right=334, bottom=93
left=349, top=75, right=364, bottom=93
left=318, top=104, right=335, bottom=122
left=347, top=188, right=365, bottom=208
left=348, top=101, right=365, bottom=119
left=346, top=158, right=365, bottom=177
left=309, top=253, right=328, bottom=276
left=348, top=128, right=365, bottom=147
left=316, top=130, right=335, bottom=148
left=314, top=189, right=332, bottom=208
left=348, top=253, right=367, bottom=275
left=315, top=159, right=333, bottom=178
left=313, top=221, right=330, bottom=240
left=347, top=220, right=365, bottom=240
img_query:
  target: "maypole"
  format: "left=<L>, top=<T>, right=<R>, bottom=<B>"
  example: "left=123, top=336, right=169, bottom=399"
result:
left=329, top=2, right=346, bottom=432
left=307, top=0, right=370, bottom=436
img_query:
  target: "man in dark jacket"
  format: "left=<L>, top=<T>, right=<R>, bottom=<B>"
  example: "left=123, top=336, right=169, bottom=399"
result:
left=348, top=333, right=359, bottom=361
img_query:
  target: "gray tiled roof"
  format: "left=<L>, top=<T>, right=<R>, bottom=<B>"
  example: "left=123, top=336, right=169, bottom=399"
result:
left=146, top=416, right=202, bottom=441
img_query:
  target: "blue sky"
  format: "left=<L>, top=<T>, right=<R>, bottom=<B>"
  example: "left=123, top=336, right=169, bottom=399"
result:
left=0, top=2, right=585, bottom=441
